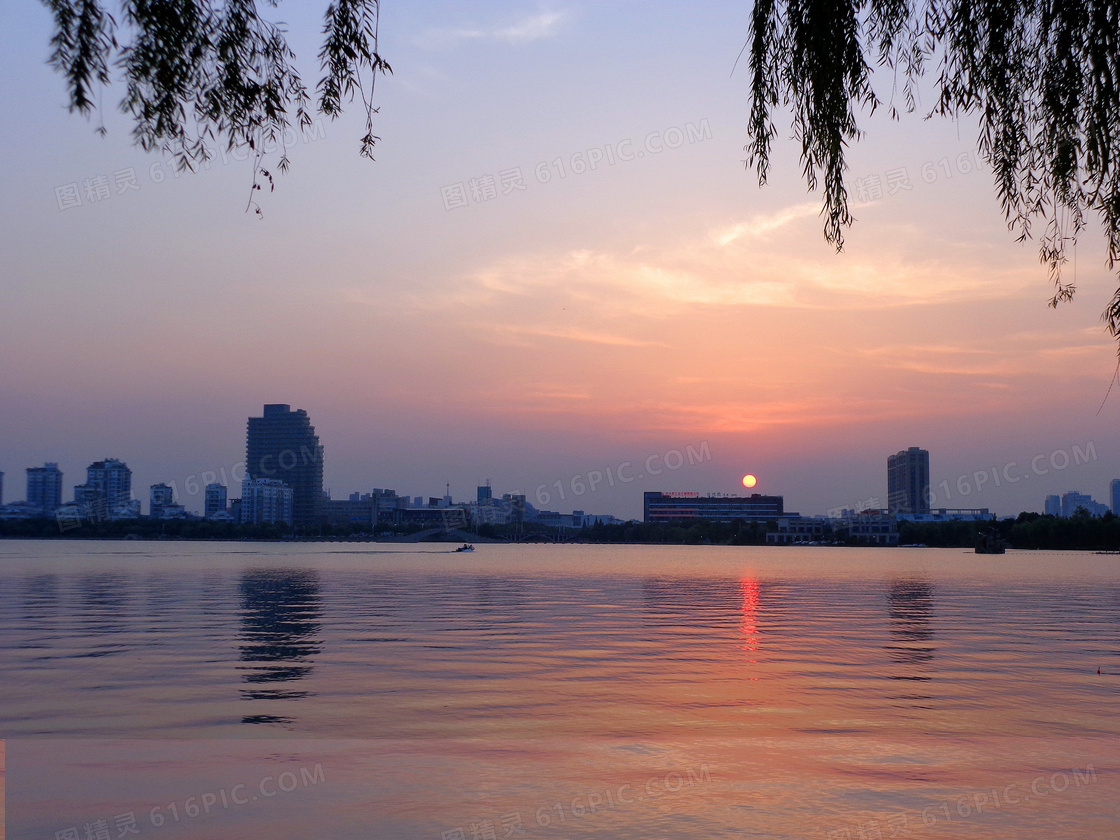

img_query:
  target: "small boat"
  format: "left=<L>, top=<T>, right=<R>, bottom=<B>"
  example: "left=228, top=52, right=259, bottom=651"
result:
left=454, top=544, right=475, bottom=552
left=975, top=529, right=1007, bottom=554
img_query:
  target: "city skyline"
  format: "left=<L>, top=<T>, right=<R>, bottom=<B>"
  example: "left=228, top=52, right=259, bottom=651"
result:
left=0, top=424, right=1113, bottom=522
left=1, top=2, right=1118, bottom=521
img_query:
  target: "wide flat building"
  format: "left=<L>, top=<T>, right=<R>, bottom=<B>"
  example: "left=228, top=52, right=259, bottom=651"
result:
left=644, top=491, right=784, bottom=523
left=887, top=447, right=930, bottom=515
left=897, top=508, right=992, bottom=522
left=245, top=404, right=324, bottom=527
left=323, top=497, right=375, bottom=529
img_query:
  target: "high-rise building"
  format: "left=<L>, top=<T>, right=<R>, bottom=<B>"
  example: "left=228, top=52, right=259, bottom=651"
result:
left=81, top=459, right=133, bottom=518
left=240, top=478, right=293, bottom=525
left=1062, top=491, right=1090, bottom=517
left=0, top=470, right=4, bottom=505
left=205, top=483, right=228, bottom=518
left=1111, top=480, right=1120, bottom=514
left=1060, top=491, right=1108, bottom=517
left=245, top=404, right=324, bottom=526
left=1044, top=494, right=1061, bottom=516
left=150, top=483, right=174, bottom=518
left=887, top=447, right=930, bottom=515
left=26, top=463, right=63, bottom=514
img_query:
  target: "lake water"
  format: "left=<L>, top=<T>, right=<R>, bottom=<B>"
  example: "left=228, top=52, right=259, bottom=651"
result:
left=0, top=540, right=1117, bottom=839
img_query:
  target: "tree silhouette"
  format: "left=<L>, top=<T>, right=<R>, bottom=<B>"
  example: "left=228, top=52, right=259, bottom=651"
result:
left=42, top=0, right=390, bottom=208
left=745, top=0, right=1120, bottom=337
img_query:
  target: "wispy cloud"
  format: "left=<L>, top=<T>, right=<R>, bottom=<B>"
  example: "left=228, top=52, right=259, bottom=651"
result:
left=489, top=324, right=669, bottom=348
left=422, top=9, right=568, bottom=47
left=473, top=390, right=939, bottom=434
left=495, top=9, right=567, bottom=43
left=413, top=209, right=1038, bottom=322
left=855, top=329, right=1114, bottom=379
left=710, top=202, right=819, bottom=245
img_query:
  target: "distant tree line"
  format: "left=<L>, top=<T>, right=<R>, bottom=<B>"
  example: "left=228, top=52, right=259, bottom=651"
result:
left=4, top=511, right=1119, bottom=550
left=0, top=517, right=423, bottom=541
left=0, top=516, right=776, bottom=545
left=580, top=519, right=772, bottom=546
left=901, top=512, right=1120, bottom=551
left=0, top=516, right=293, bottom=541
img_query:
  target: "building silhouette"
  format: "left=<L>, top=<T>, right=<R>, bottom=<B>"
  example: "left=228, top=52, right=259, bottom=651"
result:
left=1111, top=480, right=1120, bottom=514
left=1045, top=494, right=1061, bottom=516
left=245, top=404, right=323, bottom=526
left=26, top=463, right=63, bottom=514
left=76, top=459, right=135, bottom=519
left=887, top=447, right=930, bottom=515
left=1060, top=490, right=1108, bottom=517
left=149, top=483, right=174, bottom=518
left=240, top=478, right=294, bottom=525
left=205, top=483, right=228, bottom=518
left=644, top=491, right=784, bottom=523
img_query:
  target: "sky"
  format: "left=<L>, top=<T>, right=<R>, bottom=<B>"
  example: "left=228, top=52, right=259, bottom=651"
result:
left=1, top=1, right=1118, bottom=520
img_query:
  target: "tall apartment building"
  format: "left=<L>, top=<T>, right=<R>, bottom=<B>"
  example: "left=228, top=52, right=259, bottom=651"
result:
left=1044, top=494, right=1061, bottom=516
left=26, top=463, right=63, bottom=514
left=77, top=459, right=133, bottom=518
left=204, top=483, right=228, bottom=518
left=245, top=404, right=324, bottom=526
left=1111, top=480, right=1120, bottom=514
left=887, top=447, right=930, bottom=515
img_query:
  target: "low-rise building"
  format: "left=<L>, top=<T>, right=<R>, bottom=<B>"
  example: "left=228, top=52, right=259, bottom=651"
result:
left=150, top=483, right=175, bottom=518
left=896, top=508, right=994, bottom=522
left=644, top=491, right=785, bottom=523
left=830, top=510, right=899, bottom=546
left=766, top=517, right=831, bottom=544
left=323, top=496, right=376, bottom=529
left=204, top=483, right=228, bottom=518
left=0, top=501, right=44, bottom=520
left=240, top=478, right=293, bottom=525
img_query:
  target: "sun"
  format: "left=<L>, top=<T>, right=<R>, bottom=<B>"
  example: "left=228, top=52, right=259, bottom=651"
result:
left=742, top=474, right=757, bottom=489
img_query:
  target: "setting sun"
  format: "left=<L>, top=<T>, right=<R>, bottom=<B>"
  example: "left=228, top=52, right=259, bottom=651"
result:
left=742, top=474, right=757, bottom=489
